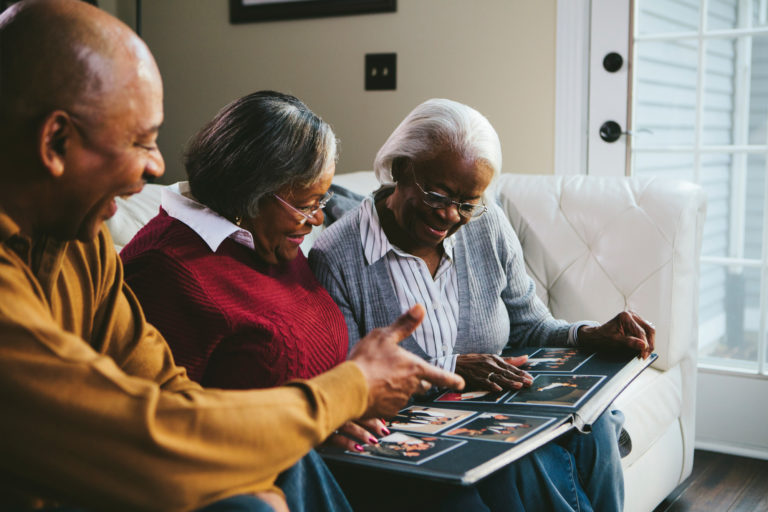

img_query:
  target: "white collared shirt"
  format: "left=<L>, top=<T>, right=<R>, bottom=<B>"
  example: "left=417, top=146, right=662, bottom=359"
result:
left=360, top=196, right=459, bottom=371
left=161, top=181, right=255, bottom=252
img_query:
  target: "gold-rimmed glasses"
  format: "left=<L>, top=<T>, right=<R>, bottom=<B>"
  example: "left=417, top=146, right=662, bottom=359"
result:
left=272, top=191, right=334, bottom=225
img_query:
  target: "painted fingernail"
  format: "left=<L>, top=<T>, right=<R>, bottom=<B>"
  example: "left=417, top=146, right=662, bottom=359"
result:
left=369, top=436, right=379, bottom=444
left=355, top=444, right=364, bottom=451
left=382, top=427, right=391, bottom=435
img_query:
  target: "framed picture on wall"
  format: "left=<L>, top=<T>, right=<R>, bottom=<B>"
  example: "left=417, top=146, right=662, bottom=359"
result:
left=229, top=0, right=396, bottom=23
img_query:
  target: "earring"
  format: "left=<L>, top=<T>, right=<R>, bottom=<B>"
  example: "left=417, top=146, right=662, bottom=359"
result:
left=234, top=216, right=242, bottom=226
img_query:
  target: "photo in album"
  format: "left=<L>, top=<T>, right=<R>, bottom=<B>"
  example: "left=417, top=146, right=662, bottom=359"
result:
left=435, top=390, right=508, bottom=403
left=444, top=412, right=556, bottom=444
left=505, top=374, right=605, bottom=407
left=387, top=406, right=476, bottom=434
left=518, top=347, right=594, bottom=373
left=345, top=432, right=466, bottom=465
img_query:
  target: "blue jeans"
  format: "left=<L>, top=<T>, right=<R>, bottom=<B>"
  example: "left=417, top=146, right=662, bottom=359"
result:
left=41, top=450, right=351, bottom=512
left=330, top=409, right=625, bottom=512
left=198, top=450, right=352, bottom=512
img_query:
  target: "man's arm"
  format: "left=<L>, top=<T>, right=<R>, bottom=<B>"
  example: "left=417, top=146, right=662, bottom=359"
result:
left=0, top=281, right=368, bottom=511
left=0, top=232, right=462, bottom=511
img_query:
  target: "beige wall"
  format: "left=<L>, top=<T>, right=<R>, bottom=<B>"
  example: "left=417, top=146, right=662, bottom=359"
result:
left=137, top=0, right=557, bottom=183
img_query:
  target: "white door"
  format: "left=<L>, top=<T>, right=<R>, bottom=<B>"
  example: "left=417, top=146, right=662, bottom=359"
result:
left=570, top=0, right=768, bottom=459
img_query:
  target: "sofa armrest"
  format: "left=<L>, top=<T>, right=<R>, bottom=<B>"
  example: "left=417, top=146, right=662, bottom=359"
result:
left=496, top=174, right=706, bottom=371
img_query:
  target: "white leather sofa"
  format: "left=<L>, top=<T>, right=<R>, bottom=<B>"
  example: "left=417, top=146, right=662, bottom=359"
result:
left=108, top=172, right=706, bottom=512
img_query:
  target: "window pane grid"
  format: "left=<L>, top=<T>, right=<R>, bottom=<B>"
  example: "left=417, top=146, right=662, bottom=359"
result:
left=633, top=0, right=768, bottom=375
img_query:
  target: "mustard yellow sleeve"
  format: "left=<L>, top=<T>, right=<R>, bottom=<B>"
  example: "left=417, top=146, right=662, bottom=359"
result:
left=0, top=229, right=369, bottom=511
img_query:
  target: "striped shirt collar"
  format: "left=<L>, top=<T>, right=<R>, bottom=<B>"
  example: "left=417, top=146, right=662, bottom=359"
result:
left=161, top=181, right=255, bottom=252
left=359, top=194, right=456, bottom=266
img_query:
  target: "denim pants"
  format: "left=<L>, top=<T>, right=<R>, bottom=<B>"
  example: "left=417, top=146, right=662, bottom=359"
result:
left=196, top=450, right=353, bottom=512
left=331, top=409, right=625, bottom=512
left=42, top=450, right=351, bottom=512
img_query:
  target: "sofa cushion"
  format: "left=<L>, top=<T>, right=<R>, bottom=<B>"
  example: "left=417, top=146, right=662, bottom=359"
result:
left=496, top=174, right=705, bottom=372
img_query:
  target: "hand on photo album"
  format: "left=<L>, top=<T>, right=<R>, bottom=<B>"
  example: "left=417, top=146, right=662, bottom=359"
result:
left=454, top=353, right=532, bottom=392
left=325, top=418, right=391, bottom=452
left=348, top=304, right=465, bottom=419
left=578, top=310, right=656, bottom=359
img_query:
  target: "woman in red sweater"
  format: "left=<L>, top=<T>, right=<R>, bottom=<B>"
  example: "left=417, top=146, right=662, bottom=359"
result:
left=121, top=91, right=380, bottom=449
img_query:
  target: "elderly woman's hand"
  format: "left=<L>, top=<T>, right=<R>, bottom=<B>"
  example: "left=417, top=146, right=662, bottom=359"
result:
left=325, top=418, right=390, bottom=452
left=454, top=354, right=533, bottom=392
left=578, top=311, right=655, bottom=359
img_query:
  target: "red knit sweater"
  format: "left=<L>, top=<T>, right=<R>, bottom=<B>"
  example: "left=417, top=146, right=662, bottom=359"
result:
left=120, top=210, right=348, bottom=390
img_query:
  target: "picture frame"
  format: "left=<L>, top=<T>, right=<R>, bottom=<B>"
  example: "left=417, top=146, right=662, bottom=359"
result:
left=229, top=0, right=396, bottom=24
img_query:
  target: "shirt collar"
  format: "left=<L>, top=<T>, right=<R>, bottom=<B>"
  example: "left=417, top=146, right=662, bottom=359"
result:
left=0, top=206, right=22, bottom=245
left=360, top=195, right=455, bottom=265
left=161, top=181, right=255, bottom=252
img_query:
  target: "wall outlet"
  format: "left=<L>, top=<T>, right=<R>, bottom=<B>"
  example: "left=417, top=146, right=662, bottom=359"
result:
left=365, top=53, right=396, bottom=91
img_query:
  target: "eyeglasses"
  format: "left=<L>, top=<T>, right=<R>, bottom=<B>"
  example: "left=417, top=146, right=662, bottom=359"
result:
left=272, top=191, right=334, bottom=225
left=411, top=176, right=487, bottom=219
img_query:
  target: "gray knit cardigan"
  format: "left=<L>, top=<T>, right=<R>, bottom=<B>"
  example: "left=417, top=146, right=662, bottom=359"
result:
left=308, top=198, right=571, bottom=360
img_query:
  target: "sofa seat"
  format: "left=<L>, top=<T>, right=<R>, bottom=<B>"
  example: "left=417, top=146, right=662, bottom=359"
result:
left=616, top=365, right=683, bottom=469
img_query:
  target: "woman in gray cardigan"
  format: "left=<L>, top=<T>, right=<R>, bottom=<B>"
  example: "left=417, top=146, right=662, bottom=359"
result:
left=309, top=98, right=655, bottom=512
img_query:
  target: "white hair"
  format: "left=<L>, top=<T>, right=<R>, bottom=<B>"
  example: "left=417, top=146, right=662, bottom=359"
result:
left=373, top=98, right=502, bottom=190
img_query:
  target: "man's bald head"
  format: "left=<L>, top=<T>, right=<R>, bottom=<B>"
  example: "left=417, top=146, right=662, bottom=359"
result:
left=0, top=0, right=159, bottom=131
left=0, top=0, right=164, bottom=242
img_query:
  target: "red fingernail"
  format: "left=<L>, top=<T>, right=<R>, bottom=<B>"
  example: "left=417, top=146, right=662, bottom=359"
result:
left=382, top=427, right=391, bottom=435
left=369, top=436, right=379, bottom=444
left=355, top=444, right=364, bottom=451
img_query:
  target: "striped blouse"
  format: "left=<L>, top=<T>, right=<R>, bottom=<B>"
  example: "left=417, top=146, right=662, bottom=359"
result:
left=359, top=197, right=460, bottom=371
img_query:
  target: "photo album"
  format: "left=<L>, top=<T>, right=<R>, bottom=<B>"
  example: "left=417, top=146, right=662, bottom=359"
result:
left=319, top=347, right=656, bottom=484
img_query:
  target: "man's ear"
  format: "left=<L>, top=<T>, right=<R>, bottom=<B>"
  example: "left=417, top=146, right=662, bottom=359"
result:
left=38, top=110, right=73, bottom=178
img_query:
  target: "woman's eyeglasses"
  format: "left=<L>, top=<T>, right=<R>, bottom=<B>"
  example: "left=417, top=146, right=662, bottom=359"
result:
left=411, top=177, right=487, bottom=219
left=272, top=191, right=334, bottom=224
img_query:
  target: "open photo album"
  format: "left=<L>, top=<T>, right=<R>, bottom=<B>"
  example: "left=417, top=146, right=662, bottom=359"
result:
left=319, top=347, right=656, bottom=485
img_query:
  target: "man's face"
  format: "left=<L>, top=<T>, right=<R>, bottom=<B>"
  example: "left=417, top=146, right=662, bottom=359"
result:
left=55, top=56, right=165, bottom=242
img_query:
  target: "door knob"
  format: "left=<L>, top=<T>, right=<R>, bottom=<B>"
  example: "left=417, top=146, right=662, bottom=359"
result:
left=599, top=121, right=622, bottom=143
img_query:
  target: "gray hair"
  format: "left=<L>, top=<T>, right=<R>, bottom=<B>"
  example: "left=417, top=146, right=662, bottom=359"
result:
left=185, top=90, right=338, bottom=220
left=373, top=98, right=502, bottom=191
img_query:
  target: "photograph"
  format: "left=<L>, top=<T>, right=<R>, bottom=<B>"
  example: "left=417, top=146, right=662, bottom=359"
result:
left=435, top=390, right=508, bottom=403
left=444, top=413, right=555, bottom=444
left=519, top=347, right=594, bottom=372
left=505, top=374, right=605, bottom=407
left=345, top=432, right=465, bottom=465
left=387, top=406, right=476, bottom=434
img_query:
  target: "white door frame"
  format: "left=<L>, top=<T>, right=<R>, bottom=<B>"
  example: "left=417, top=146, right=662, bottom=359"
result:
left=555, top=0, right=630, bottom=176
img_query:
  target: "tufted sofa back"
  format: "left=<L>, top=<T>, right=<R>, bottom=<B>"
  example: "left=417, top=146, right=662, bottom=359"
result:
left=496, top=175, right=706, bottom=372
left=108, top=172, right=707, bottom=373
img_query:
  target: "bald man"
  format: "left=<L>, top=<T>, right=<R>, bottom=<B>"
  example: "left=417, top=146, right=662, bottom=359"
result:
left=0, top=1, right=462, bottom=511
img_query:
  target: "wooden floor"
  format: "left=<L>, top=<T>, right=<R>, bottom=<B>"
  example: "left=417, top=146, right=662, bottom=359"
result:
left=652, top=449, right=768, bottom=512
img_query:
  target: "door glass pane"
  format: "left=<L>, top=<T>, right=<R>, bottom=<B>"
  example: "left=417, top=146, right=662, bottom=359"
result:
left=699, top=264, right=760, bottom=370
left=703, top=35, right=768, bottom=146
left=637, top=0, right=699, bottom=35
left=702, top=39, right=736, bottom=145
left=707, top=0, right=768, bottom=30
left=700, top=153, right=732, bottom=258
left=696, top=153, right=766, bottom=259
left=633, top=40, right=698, bottom=147
left=749, top=35, right=768, bottom=145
